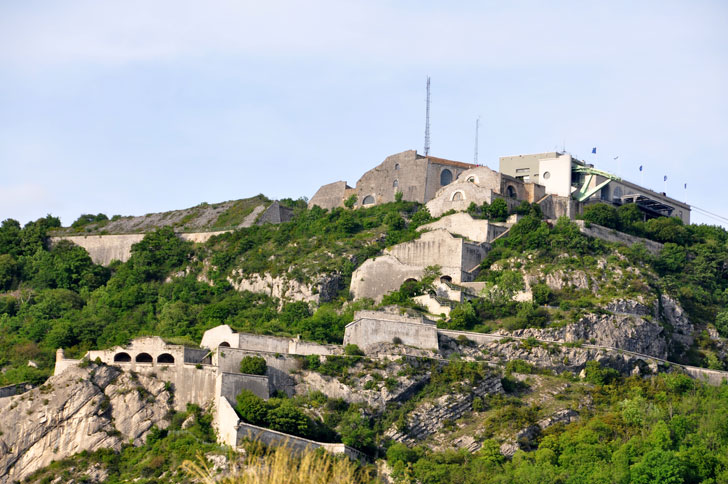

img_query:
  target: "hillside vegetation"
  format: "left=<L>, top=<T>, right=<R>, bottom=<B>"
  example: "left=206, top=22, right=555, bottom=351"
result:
left=1, top=198, right=728, bottom=483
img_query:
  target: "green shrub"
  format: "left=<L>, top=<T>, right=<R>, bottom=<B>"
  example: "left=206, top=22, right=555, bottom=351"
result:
left=239, top=356, right=267, bottom=375
left=344, top=344, right=365, bottom=356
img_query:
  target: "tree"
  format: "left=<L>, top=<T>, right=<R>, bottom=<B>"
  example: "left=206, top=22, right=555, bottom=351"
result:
left=715, top=310, right=728, bottom=338
left=267, top=401, right=311, bottom=436
left=344, top=194, right=357, bottom=209
left=235, top=390, right=269, bottom=425
left=239, top=356, right=267, bottom=375
left=581, top=203, right=619, bottom=229
left=487, top=198, right=508, bottom=222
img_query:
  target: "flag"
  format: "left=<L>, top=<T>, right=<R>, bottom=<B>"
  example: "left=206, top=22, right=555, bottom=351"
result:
left=664, top=175, right=668, bottom=182
left=639, top=165, right=643, bottom=171
left=592, top=147, right=597, bottom=154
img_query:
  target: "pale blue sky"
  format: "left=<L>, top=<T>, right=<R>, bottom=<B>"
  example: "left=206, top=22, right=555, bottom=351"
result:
left=1, top=1, right=727, bottom=226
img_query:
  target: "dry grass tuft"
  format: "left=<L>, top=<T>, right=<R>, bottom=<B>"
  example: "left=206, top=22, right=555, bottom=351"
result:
left=182, top=444, right=369, bottom=484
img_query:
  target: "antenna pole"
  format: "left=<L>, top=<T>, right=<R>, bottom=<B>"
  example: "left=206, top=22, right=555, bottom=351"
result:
left=424, top=76, right=431, bottom=156
left=474, top=117, right=480, bottom=164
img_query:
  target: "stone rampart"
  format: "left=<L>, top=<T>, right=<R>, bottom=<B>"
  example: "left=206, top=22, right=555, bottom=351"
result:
left=201, top=325, right=340, bottom=356
left=344, top=311, right=439, bottom=351
left=418, top=213, right=508, bottom=243
left=216, top=372, right=270, bottom=402
left=0, top=383, right=32, bottom=399
left=50, top=231, right=229, bottom=265
left=215, top=347, right=300, bottom=396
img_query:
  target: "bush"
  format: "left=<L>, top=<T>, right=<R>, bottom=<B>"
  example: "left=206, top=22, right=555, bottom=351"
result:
left=239, top=356, right=267, bottom=375
left=714, top=310, right=728, bottom=338
left=235, top=390, right=269, bottom=425
left=583, top=360, right=620, bottom=385
left=344, top=344, right=364, bottom=356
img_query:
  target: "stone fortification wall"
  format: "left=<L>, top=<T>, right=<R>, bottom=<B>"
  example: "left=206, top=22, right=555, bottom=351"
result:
left=537, top=194, right=577, bottom=220
left=0, top=383, right=32, bottom=399
left=257, top=201, right=294, bottom=224
left=216, top=396, right=242, bottom=447
left=200, top=324, right=341, bottom=356
left=216, top=372, right=270, bottom=402
left=419, top=213, right=508, bottom=243
left=343, top=311, right=439, bottom=351
left=385, top=229, right=479, bottom=281
left=51, top=231, right=229, bottom=265
left=350, top=255, right=424, bottom=302
left=571, top=220, right=664, bottom=254
left=350, top=230, right=489, bottom=301
left=215, top=348, right=300, bottom=396
left=308, top=181, right=352, bottom=210
left=308, top=150, right=476, bottom=211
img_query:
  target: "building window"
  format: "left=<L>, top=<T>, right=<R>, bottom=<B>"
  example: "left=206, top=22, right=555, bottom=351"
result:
left=393, top=179, right=399, bottom=188
left=506, top=186, right=517, bottom=198
left=543, top=171, right=551, bottom=180
left=394, top=163, right=400, bottom=170
left=516, top=168, right=530, bottom=174
left=466, top=176, right=477, bottom=183
left=451, top=191, right=464, bottom=201
left=362, top=195, right=375, bottom=205
left=440, top=169, right=453, bottom=186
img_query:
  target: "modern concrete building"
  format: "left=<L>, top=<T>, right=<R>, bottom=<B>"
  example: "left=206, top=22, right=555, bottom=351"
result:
left=499, top=152, right=691, bottom=224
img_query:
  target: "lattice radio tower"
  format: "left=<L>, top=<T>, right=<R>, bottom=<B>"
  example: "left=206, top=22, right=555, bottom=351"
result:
left=424, top=76, right=431, bottom=156
left=474, top=117, right=480, bottom=164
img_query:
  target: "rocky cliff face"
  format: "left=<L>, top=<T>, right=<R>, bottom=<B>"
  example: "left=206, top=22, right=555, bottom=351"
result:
left=227, top=271, right=342, bottom=305
left=0, top=364, right=172, bottom=483
left=506, top=312, right=669, bottom=359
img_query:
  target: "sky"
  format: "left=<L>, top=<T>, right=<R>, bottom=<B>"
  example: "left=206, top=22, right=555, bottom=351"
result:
left=1, top=0, right=727, bottom=227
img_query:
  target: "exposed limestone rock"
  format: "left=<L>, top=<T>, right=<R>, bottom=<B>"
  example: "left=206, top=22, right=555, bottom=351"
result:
left=384, top=375, right=504, bottom=446
left=0, top=364, right=173, bottom=482
left=605, top=298, right=653, bottom=316
left=660, top=294, right=695, bottom=346
left=499, top=409, right=579, bottom=457
left=294, top=366, right=429, bottom=411
left=505, top=313, right=668, bottom=359
left=227, top=271, right=342, bottom=305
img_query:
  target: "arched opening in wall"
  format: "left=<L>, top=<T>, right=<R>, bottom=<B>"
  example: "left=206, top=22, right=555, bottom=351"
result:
left=135, top=353, right=153, bottom=363
left=506, top=185, right=517, bottom=198
left=394, top=163, right=400, bottom=170
left=440, top=275, right=453, bottom=284
left=466, top=176, right=478, bottom=184
left=451, top=191, right=465, bottom=201
left=393, top=179, right=399, bottom=188
left=362, top=195, right=375, bottom=205
left=218, top=342, right=231, bottom=348
left=114, top=352, right=131, bottom=363
left=440, top=169, right=453, bottom=186
left=157, top=353, right=175, bottom=364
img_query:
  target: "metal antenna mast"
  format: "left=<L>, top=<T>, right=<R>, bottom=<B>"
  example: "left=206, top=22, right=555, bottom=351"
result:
left=424, top=76, right=431, bottom=156
left=474, top=117, right=480, bottom=164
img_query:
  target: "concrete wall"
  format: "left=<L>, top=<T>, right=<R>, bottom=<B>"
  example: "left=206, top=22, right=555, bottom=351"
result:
left=683, top=366, right=728, bottom=386
left=572, top=220, right=664, bottom=255
left=343, top=311, right=439, bottom=351
left=217, top=371, right=270, bottom=402
left=51, top=231, right=229, bottom=265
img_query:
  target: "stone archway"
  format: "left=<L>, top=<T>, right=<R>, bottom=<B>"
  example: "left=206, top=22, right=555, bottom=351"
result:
left=114, top=352, right=131, bottom=362
left=135, top=353, right=153, bottom=363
